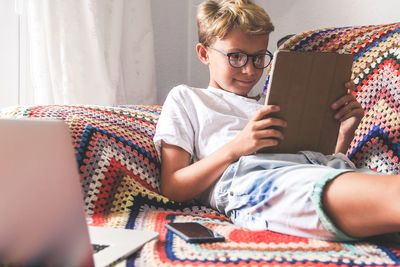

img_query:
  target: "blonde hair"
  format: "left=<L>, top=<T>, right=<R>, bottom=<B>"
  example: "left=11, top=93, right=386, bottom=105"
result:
left=196, top=0, right=274, bottom=45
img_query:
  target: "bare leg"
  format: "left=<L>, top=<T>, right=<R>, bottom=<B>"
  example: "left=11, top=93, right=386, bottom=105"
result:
left=323, top=172, right=400, bottom=238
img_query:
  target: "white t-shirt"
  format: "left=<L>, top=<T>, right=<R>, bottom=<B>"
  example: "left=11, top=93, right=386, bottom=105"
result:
left=153, top=84, right=264, bottom=203
left=154, top=84, right=264, bottom=162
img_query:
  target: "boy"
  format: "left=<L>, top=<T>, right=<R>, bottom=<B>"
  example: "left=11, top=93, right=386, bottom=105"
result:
left=154, top=0, right=400, bottom=241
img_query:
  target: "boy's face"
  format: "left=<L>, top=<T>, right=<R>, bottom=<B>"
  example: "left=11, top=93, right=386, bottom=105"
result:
left=203, top=28, right=269, bottom=97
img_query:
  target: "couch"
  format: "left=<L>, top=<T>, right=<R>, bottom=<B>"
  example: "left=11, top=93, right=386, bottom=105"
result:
left=1, top=22, right=400, bottom=266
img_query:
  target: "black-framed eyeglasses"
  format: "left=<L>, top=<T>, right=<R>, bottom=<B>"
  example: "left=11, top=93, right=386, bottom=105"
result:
left=205, top=44, right=273, bottom=69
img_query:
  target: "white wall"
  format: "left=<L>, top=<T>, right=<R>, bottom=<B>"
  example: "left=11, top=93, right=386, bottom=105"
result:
left=263, top=0, right=400, bottom=55
left=151, top=0, right=191, bottom=104
left=153, top=0, right=400, bottom=103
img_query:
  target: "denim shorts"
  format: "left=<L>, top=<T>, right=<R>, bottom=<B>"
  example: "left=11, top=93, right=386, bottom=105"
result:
left=209, top=151, right=375, bottom=241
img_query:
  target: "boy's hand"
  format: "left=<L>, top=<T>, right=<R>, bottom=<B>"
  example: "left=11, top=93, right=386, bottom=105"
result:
left=331, top=81, right=364, bottom=154
left=230, top=105, right=286, bottom=158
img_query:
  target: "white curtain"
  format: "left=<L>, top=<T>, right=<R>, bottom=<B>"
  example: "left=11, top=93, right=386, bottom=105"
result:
left=20, top=0, right=157, bottom=105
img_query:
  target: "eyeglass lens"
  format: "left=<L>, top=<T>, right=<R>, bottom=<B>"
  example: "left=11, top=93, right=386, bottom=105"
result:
left=229, top=52, right=271, bottom=69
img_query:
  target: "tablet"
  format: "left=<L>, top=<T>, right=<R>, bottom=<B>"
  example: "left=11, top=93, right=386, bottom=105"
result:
left=260, top=50, right=354, bottom=154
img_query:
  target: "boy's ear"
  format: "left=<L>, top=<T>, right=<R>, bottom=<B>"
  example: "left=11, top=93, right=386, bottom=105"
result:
left=196, top=43, right=209, bottom=65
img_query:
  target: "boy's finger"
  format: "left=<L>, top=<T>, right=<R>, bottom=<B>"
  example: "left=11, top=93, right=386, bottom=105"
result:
left=255, top=128, right=285, bottom=140
left=334, top=101, right=363, bottom=120
left=345, top=81, right=355, bottom=91
left=331, top=94, right=355, bottom=110
left=254, top=105, right=280, bottom=121
left=257, top=117, right=287, bottom=129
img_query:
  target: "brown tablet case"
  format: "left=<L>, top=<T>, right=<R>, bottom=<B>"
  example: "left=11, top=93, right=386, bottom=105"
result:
left=259, top=50, right=354, bottom=154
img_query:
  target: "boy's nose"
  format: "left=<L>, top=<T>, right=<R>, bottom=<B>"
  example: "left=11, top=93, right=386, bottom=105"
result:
left=241, top=59, right=256, bottom=75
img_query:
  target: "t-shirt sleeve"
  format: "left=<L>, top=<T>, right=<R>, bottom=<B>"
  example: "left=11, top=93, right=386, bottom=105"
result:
left=153, top=86, right=195, bottom=161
